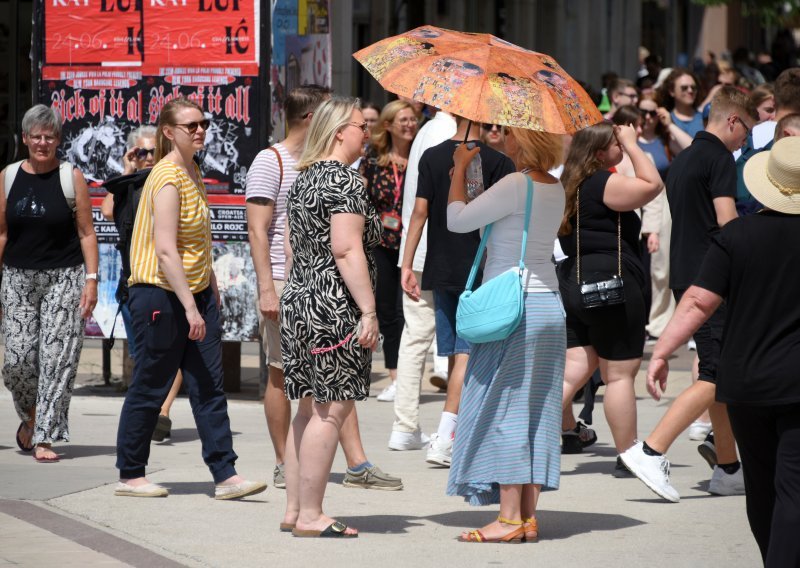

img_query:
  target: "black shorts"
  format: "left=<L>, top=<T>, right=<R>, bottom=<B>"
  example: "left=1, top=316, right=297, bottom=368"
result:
left=673, top=289, right=726, bottom=383
left=557, top=261, right=646, bottom=361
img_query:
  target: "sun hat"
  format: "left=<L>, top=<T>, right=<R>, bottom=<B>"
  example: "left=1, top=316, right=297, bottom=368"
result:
left=743, top=136, right=800, bottom=215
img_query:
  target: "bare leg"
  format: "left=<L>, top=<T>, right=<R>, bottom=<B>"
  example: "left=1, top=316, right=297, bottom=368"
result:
left=521, top=483, right=542, bottom=539
left=18, top=406, right=35, bottom=448
left=263, top=366, right=291, bottom=465
left=598, top=358, right=640, bottom=452
left=645, top=380, right=716, bottom=453
left=460, top=484, right=525, bottom=541
left=160, top=370, right=183, bottom=417
left=561, top=347, right=599, bottom=431
left=709, top=401, right=738, bottom=464
left=690, top=355, right=711, bottom=424
left=282, top=398, right=312, bottom=527
left=294, top=400, right=357, bottom=535
left=338, top=405, right=368, bottom=469
left=442, top=353, right=468, bottom=415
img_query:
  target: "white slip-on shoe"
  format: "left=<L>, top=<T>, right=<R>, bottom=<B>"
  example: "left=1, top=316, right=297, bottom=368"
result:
left=620, top=441, right=680, bottom=503
left=214, top=479, right=267, bottom=500
left=114, top=482, right=168, bottom=498
left=388, top=430, right=430, bottom=451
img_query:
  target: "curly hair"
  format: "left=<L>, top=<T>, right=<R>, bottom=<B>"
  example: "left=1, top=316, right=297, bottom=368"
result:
left=655, top=68, right=701, bottom=112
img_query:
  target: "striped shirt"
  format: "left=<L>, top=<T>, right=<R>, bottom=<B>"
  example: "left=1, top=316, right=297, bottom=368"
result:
left=128, top=160, right=212, bottom=293
left=245, top=143, right=298, bottom=280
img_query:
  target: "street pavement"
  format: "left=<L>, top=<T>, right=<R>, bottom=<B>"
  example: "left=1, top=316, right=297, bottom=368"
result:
left=0, top=340, right=761, bottom=567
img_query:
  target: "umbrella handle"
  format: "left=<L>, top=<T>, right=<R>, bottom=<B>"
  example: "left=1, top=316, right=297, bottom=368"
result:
left=463, top=121, right=472, bottom=143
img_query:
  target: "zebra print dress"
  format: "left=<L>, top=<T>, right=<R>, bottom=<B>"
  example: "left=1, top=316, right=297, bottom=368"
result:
left=280, top=160, right=382, bottom=403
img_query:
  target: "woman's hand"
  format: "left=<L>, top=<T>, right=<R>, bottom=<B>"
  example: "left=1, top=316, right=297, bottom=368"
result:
left=122, top=147, right=138, bottom=175
left=614, top=124, right=639, bottom=149
left=79, top=280, right=98, bottom=319
left=185, top=305, right=206, bottom=341
left=357, top=314, right=380, bottom=351
left=452, top=143, right=480, bottom=172
left=656, top=107, right=672, bottom=127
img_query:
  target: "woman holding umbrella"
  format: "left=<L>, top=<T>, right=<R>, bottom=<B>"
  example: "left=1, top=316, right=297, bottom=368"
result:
left=446, top=127, right=567, bottom=543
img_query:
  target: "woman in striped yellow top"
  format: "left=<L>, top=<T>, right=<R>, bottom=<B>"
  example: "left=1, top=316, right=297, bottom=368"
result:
left=115, top=98, right=266, bottom=500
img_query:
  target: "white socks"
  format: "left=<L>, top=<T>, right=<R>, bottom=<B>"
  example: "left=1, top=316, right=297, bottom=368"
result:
left=436, top=411, right=458, bottom=441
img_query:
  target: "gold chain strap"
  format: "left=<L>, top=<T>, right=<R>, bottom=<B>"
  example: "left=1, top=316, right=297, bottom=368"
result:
left=576, top=185, right=622, bottom=282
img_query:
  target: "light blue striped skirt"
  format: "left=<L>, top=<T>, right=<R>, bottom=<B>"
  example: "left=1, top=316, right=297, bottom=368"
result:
left=447, top=292, right=566, bottom=506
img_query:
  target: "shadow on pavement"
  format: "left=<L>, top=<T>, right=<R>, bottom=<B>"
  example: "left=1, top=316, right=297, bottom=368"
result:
left=56, top=444, right=116, bottom=459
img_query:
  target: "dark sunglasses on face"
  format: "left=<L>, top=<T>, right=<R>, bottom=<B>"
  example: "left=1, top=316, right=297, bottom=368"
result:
left=639, top=109, right=658, bottom=118
left=679, top=84, right=697, bottom=93
left=136, top=147, right=156, bottom=160
left=482, top=124, right=501, bottom=131
left=174, top=119, right=211, bottom=134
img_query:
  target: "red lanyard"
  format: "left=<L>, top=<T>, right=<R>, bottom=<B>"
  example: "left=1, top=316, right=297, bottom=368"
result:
left=391, top=162, right=404, bottom=205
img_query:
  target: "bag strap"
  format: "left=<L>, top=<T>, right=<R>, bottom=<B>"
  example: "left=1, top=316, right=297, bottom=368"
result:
left=576, top=183, right=622, bottom=282
left=4, top=160, right=75, bottom=212
left=268, top=146, right=283, bottom=189
left=464, top=175, right=534, bottom=292
left=3, top=160, right=23, bottom=197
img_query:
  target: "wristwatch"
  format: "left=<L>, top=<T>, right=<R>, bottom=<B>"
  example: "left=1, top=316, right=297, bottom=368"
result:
left=85, top=273, right=98, bottom=281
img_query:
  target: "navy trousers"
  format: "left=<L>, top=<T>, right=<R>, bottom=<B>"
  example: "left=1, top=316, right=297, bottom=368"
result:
left=116, top=285, right=238, bottom=483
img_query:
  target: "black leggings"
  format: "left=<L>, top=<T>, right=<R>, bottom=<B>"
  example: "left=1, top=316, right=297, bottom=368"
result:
left=728, top=403, right=800, bottom=567
left=373, top=246, right=404, bottom=369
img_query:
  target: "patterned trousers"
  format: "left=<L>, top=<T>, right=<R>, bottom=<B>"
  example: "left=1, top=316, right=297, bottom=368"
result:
left=2, top=265, right=85, bottom=444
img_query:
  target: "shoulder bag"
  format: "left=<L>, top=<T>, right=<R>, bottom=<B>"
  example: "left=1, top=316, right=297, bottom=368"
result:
left=455, top=175, right=533, bottom=343
left=577, top=184, right=625, bottom=309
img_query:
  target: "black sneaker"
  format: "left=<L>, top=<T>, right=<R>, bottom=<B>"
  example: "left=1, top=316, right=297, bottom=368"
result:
left=561, top=421, right=598, bottom=454
left=612, top=456, right=635, bottom=478
left=697, top=431, right=717, bottom=470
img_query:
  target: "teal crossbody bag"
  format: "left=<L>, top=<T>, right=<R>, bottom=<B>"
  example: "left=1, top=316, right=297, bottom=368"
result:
left=455, top=176, right=533, bottom=343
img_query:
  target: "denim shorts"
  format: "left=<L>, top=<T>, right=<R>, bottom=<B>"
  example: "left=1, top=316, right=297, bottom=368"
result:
left=433, top=289, right=471, bottom=356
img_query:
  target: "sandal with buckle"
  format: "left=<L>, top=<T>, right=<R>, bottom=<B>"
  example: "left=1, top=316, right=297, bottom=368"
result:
left=459, top=516, right=526, bottom=543
left=292, top=520, right=358, bottom=538
left=523, top=517, right=539, bottom=542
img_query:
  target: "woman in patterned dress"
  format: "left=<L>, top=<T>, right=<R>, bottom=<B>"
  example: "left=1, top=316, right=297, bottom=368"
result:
left=281, top=96, right=381, bottom=538
left=359, top=99, right=417, bottom=401
left=0, top=104, right=98, bottom=462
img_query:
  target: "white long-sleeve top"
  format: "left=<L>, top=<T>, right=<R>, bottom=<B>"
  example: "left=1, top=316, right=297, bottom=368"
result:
left=447, top=172, right=565, bottom=293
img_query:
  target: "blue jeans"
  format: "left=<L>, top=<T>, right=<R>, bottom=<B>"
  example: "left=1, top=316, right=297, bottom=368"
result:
left=432, top=288, right=471, bottom=356
left=115, top=285, right=238, bottom=483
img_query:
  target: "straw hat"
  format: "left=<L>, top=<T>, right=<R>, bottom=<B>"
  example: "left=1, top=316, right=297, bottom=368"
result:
left=743, top=136, right=800, bottom=215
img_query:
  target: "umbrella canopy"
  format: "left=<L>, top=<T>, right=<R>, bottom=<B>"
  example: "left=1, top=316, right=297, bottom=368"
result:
left=353, top=26, right=603, bottom=135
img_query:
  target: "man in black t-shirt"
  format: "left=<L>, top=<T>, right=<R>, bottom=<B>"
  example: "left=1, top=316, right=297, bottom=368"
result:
left=621, top=86, right=757, bottom=502
left=401, top=117, right=515, bottom=467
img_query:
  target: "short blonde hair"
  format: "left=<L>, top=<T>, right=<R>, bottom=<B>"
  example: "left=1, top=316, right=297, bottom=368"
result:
left=297, top=96, right=361, bottom=171
left=708, top=85, right=757, bottom=123
left=509, top=128, right=563, bottom=173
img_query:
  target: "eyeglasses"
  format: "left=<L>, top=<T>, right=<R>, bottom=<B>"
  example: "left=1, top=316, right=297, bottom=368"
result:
left=679, top=84, right=697, bottom=93
left=347, top=121, right=369, bottom=134
left=620, top=91, right=639, bottom=99
left=27, top=134, right=58, bottom=144
left=733, top=116, right=751, bottom=136
left=482, top=124, right=502, bottom=131
left=173, top=119, right=210, bottom=134
left=394, top=117, right=418, bottom=126
left=136, top=148, right=156, bottom=160
left=639, top=109, right=658, bottom=118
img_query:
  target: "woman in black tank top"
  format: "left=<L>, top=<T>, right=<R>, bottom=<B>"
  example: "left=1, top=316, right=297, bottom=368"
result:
left=0, top=104, right=98, bottom=463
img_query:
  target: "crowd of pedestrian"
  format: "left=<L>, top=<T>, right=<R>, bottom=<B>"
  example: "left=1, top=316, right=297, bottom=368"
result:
left=1, top=39, right=799, bottom=564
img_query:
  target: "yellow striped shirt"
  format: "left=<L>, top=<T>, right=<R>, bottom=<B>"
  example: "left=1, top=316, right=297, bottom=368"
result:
left=128, top=160, right=212, bottom=293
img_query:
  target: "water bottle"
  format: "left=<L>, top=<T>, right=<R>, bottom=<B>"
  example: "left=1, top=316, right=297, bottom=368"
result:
left=464, top=141, right=484, bottom=202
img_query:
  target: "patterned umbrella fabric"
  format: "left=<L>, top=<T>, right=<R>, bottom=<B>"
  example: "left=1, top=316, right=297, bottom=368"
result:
left=353, top=26, right=603, bottom=135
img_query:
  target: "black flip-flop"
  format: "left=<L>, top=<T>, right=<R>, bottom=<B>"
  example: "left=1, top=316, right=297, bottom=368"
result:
left=292, top=521, right=358, bottom=538
left=16, top=422, right=33, bottom=452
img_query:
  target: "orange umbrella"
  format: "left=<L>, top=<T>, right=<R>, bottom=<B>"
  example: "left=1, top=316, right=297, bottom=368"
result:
left=353, top=26, right=603, bottom=135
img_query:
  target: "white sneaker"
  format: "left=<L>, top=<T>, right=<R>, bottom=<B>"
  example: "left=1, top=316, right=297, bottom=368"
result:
left=688, top=420, right=712, bottom=441
left=687, top=339, right=697, bottom=351
left=376, top=382, right=396, bottom=402
left=619, top=441, right=680, bottom=503
left=425, top=433, right=453, bottom=467
left=708, top=466, right=745, bottom=496
left=388, top=430, right=430, bottom=451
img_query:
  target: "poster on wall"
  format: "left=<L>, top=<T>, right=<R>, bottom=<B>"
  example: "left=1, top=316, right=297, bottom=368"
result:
left=35, top=0, right=264, bottom=341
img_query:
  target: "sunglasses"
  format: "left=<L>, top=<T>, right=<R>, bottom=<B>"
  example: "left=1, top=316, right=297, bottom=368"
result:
left=348, top=121, right=369, bottom=134
left=482, top=124, right=502, bottom=131
left=639, top=109, right=658, bottom=118
left=679, top=84, right=697, bottom=93
left=173, top=119, right=210, bottom=134
left=136, top=147, right=156, bottom=160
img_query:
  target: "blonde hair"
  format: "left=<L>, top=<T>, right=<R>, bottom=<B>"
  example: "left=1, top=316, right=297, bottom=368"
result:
left=370, top=100, right=415, bottom=166
left=509, top=128, right=563, bottom=173
left=559, top=122, right=616, bottom=236
left=708, top=85, right=758, bottom=124
left=297, top=96, right=361, bottom=171
left=155, top=98, right=204, bottom=161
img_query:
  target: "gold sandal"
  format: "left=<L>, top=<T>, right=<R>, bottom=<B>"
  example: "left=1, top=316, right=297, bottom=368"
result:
left=459, top=516, right=526, bottom=543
